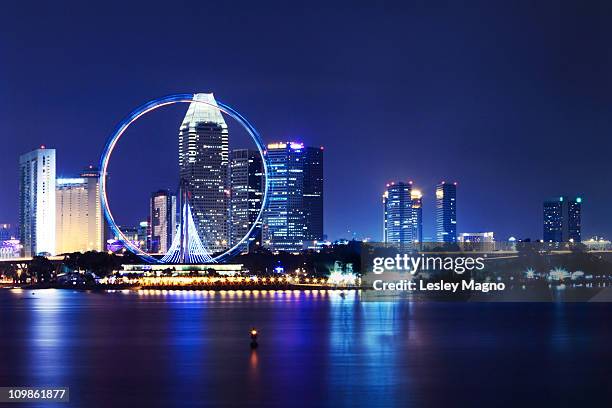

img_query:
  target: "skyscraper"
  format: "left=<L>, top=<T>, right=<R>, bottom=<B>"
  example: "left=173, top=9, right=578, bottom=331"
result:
left=19, top=147, right=56, bottom=256
left=178, top=93, right=229, bottom=254
left=56, top=166, right=106, bottom=254
left=263, top=142, right=306, bottom=252
left=543, top=196, right=581, bottom=243
left=137, top=221, right=150, bottom=251
left=383, top=181, right=413, bottom=244
left=150, top=190, right=177, bottom=254
left=435, top=182, right=457, bottom=243
left=229, top=149, right=263, bottom=253
left=411, top=189, right=423, bottom=244
left=303, top=146, right=324, bottom=241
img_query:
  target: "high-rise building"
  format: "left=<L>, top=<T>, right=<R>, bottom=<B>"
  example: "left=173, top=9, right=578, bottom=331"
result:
left=229, top=149, right=263, bottom=252
left=303, top=147, right=324, bottom=241
left=56, top=166, right=106, bottom=254
left=137, top=221, right=149, bottom=251
left=263, top=142, right=306, bottom=252
left=435, top=182, right=457, bottom=243
left=543, top=196, right=582, bottom=242
left=114, top=224, right=146, bottom=251
left=411, top=189, right=423, bottom=243
left=150, top=190, right=177, bottom=254
left=19, top=147, right=56, bottom=256
left=178, top=93, right=229, bottom=253
left=383, top=181, right=413, bottom=244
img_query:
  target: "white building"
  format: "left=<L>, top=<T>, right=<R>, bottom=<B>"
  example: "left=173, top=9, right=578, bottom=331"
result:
left=19, top=147, right=56, bottom=256
left=55, top=167, right=106, bottom=254
left=178, top=93, right=229, bottom=253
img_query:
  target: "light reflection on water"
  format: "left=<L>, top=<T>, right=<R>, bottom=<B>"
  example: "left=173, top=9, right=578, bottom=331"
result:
left=1, top=289, right=611, bottom=407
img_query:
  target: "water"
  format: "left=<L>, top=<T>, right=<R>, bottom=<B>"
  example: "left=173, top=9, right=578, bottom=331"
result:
left=0, top=289, right=611, bottom=407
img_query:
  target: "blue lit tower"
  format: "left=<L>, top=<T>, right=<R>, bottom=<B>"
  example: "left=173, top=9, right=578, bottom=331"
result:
left=543, top=196, right=581, bottom=242
left=263, top=142, right=306, bottom=252
left=383, top=181, right=413, bottom=244
left=435, top=182, right=457, bottom=243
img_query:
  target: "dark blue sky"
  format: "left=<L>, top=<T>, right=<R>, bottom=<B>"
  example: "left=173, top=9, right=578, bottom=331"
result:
left=1, top=0, right=611, bottom=241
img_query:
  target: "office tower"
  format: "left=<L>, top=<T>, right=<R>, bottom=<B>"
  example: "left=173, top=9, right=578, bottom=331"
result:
left=178, top=92, right=229, bottom=253
left=137, top=221, right=149, bottom=251
left=56, top=167, right=106, bottom=254
left=115, top=225, right=143, bottom=250
left=263, top=142, right=306, bottom=252
left=19, top=147, right=56, bottom=256
left=543, top=196, right=582, bottom=243
left=0, top=224, right=15, bottom=241
left=435, top=182, right=457, bottom=243
left=150, top=190, right=177, bottom=254
left=411, top=189, right=423, bottom=243
left=303, top=146, right=324, bottom=241
left=383, top=181, right=413, bottom=244
left=229, top=149, right=263, bottom=252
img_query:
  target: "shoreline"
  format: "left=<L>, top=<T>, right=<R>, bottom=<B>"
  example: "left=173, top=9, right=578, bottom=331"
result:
left=1, top=283, right=359, bottom=291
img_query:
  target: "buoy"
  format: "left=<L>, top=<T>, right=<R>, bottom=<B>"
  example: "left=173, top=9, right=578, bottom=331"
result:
left=250, top=327, right=258, bottom=349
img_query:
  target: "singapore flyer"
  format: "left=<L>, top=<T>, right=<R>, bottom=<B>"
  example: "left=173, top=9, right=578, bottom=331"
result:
left=99, top=93, right=269, bottom=264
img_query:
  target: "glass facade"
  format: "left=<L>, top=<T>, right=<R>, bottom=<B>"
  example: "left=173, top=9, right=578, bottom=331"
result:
left=178, top=93, right=229, bottom=253
left=263, top=142, right=306, bottom=252
left=303, top=147, right=324, bottom=241
left=383, top=182, right=413, bottom=244
left=229, top=149, right=263, bottom=253
left=435, top=182, right=457, bottom=243
left=411, top=189, right=423, bottom=244
left=150, top=190, right=177, bottom=254
left=543, top=196, right=581, bottom=242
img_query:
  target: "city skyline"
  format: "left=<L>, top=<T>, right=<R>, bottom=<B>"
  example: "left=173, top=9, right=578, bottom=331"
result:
left=2, top=142, right=600, bottom=249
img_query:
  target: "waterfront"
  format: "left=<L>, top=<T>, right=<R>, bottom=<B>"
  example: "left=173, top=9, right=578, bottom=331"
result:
left=0, top=289, right=611, bottom=407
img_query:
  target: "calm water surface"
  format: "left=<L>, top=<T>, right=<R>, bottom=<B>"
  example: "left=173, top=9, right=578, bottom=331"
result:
left=0, top=289, right=611, bottom=407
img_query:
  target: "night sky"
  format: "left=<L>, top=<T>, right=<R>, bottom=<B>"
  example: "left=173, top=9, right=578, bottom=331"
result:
left=1, top=0, right=611, bottom=241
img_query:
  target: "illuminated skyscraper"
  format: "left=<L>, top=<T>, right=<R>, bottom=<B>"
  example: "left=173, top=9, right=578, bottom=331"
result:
left=150, top=190, right=177, bottom=254
left=19, top=147, right=56, bottom=256
left=263, top=142, right=306, bottom=252
left=303, top=147, right=324, bottom=241
left=411, top=189, right=423, bottom=243
left=435, top=182, right=457, bottom=243
left=543, top=196, right=581, bottom=242
left=56, top=166, right=106, bottom=254
left=137, top=221, right=150, bottom=251
left=178, top=93, right=229, bottom=253
left=383, top=181, right=413, bottom=244
left=229, top=149, right=263, bottom=253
